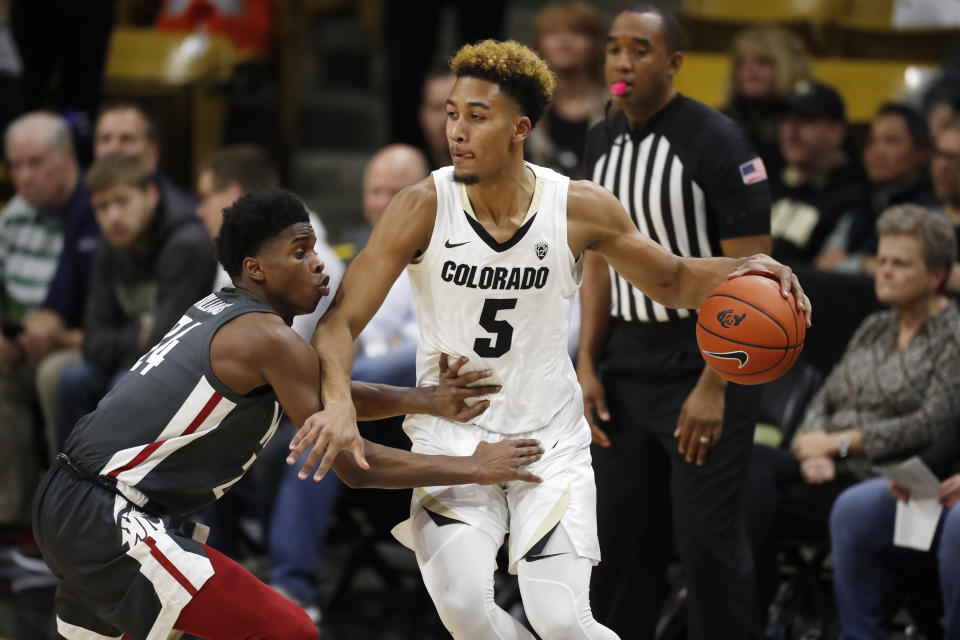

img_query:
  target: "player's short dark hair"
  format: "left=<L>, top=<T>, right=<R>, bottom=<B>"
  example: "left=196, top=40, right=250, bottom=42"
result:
left=216, top=189, right=309, bottom=278
left=449, top=40, right=556, bottom=128
left=625, top=4, right=685, bottom=53
left=97, top=100, right=157, bottom=142
left=876, top=102, right=932, bottom=150
left=199, top=145, right=280, bottom=194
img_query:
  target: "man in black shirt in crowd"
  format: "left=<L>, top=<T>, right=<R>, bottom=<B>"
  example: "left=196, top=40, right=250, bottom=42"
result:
left=55, top=153, right=216, bottom=447
left=820, top=102, right=940, bottom=272
left=577, top=6, right=771, bottom=638
left=769, top=81, right=866, bottom=267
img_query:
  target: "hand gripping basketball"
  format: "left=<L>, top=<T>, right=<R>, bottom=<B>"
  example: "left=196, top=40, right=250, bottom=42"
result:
left=696, top=275, right=806, bottom=385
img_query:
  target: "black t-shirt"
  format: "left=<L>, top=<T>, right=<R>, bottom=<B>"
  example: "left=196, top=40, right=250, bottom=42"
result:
left=769, top=159, right=868, bottom=265
left=581, top=93, right=771, bottom=324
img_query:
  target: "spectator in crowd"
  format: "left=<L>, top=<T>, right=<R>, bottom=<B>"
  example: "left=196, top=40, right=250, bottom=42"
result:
left=55, top=153, right=215, bottom=447
left=579, top=7, right=772, bottom=638
left=527, top=1, right=606, bottom=177
left=21, top=101, right=191, bottom=465
left=934, top=116, right=960, bottom=227
left=923, top=77, right=960, bottom=142
left=418, top=66, right=456, bottom=170
left=724, top=25, right=812, bottom=180
left=744, top=204, right=960, bottom=617
left=932, top=116, right=960, bottom=293
left=196, top=144, right=343, bottom=333
left=0, top=111, right=95, bottom=526
left=822, top=104, right=939, bottom=272
left=767, top=81, right=866, bottom=267
left=94, top=101, right=194, bottom=204
left=830, top=398, right=960, bottom=638
left=350, top=144, right=428, bottom=387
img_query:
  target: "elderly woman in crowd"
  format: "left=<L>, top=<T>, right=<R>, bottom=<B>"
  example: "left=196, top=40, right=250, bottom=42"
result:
left=743, top=204, right=960, bottom=615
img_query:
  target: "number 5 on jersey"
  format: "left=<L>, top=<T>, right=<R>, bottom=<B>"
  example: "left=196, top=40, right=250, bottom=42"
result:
left=474, top=298, right=517, bottom=358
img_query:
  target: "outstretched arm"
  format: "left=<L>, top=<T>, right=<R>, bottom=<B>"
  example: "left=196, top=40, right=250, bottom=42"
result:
left=301, top=178, right=440, bottom=477
left=213, top=313, right=541, bottom=487
left=566, top=180, right=810, bottom=324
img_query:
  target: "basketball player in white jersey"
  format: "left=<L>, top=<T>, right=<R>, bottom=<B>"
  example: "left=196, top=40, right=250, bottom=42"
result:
left=293, top=40, right=812, bottom=639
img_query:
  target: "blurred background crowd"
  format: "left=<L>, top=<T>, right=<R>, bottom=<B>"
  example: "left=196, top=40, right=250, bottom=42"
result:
left=1, top=0, right=960, bottom=638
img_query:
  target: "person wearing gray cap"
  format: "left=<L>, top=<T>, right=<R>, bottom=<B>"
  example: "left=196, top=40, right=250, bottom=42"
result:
left=769, top=80, right=868, bottom=267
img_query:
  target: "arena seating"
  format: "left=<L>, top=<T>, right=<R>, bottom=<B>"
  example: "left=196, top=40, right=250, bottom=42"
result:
left=680, top=0, right=959, bottom=59
left=674, top=52, right=938, bottom=124
left=103, top=27, right=238, bottom=184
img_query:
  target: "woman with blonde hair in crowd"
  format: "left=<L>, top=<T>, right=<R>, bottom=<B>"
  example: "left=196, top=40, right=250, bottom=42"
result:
left=527, top=1, right=607, bottom=177
left=725, top=25, right=812, bottom=178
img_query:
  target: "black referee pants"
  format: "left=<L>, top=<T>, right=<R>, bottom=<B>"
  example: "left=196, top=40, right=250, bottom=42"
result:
left=590, top=320, right=762, bottom=640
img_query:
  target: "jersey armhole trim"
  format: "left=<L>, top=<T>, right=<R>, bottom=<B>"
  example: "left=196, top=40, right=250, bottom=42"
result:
left=201, top=308, right=279, bottom=405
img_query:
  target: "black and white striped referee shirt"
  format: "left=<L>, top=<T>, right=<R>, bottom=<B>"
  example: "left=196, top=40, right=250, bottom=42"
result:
left=581, top=94, right=771, bottom=325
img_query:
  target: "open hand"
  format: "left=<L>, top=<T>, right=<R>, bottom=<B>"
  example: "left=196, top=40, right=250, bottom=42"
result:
left=428, top=354, right=501, bottom=422
left=288, top=400, right=369, bottom=481
left=471, top=439, right=544, bottom=484
left=729, top=254, right=812, bottom=327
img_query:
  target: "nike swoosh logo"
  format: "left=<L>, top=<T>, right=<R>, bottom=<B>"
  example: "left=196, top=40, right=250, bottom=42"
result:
left=525, top=552, right=567, bottom=562
left=703, top=350, right=749, bottom=368
left=445, top=240, right=470, bottom=248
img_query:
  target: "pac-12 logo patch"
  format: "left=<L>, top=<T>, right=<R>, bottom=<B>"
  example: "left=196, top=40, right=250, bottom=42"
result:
left=535, top=242, right=548, bottom=260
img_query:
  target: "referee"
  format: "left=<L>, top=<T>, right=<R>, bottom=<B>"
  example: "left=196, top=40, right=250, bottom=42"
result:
left=577, top=7, right=771, bottom=639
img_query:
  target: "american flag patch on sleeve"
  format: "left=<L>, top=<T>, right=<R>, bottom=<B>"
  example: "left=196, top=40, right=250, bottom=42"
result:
left=739, top=157, right=768, bottom=185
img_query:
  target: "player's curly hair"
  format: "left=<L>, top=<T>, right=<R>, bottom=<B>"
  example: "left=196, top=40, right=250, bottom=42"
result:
left=216, top=189, right=309, bottom=278
left=450, top=39, right=556, bottom=127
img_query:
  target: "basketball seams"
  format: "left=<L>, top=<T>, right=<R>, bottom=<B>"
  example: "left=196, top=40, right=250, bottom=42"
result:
left=696, top=276, right=805, bottom=384
left=695, top=321, right=796, bottom=350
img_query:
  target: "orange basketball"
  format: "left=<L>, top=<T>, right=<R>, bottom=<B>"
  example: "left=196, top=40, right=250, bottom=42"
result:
left=696, top=275, right=805, bottom=385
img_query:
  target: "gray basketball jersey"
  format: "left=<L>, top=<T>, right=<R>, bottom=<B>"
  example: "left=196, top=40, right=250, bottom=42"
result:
left=64, top=288, right=283, bottom=517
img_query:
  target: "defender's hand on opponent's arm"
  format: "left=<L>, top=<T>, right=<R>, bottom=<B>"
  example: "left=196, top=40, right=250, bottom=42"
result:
left=426, top=354, right=501, bottom=422
left=471, top=439, right=544, bottom=484
left=728, top=254, right=812, bottom=327
left=288, top=400, right=368, bottom=482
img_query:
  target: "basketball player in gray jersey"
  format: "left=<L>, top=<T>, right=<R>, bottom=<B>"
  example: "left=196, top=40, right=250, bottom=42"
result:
left=302, top=40, right=812, bottom=639
left=32, top=189, right=545, bottom=640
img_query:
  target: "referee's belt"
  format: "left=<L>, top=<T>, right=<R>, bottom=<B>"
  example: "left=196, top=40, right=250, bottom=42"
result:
left=614, top=316, right=698, bottom=339
left=56, top=453, right=166, bottom=517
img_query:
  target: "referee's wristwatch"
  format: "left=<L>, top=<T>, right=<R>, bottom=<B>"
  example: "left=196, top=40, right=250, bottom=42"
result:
left=836, top=434, right=851, bottom=459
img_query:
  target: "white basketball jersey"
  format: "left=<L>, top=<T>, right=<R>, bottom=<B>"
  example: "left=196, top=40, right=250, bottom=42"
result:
left=407, top=163, right=583, bottom=435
